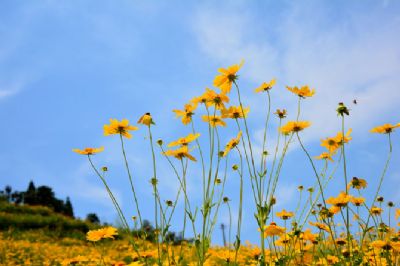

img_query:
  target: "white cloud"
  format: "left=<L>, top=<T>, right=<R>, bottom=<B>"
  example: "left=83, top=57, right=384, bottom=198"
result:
left=0, top=78, right=33, bottom=100
left=192, top=2, right=400, bottom=144
left=66, top=161, right=123, bottom=210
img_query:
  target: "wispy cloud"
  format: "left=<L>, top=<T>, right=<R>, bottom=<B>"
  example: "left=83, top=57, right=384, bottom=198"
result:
left=192, top=2, right=400, bottom=144
left=0, top=77, right=33, bottom=100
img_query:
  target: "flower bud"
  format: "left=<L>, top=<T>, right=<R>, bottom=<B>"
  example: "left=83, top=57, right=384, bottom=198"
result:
left=336, top=102, right=350, bottom=116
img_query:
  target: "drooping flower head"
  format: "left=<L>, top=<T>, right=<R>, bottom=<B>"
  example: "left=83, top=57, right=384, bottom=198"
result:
left=221, top=105, right=249, bottom=119
left=370, top=206, right=383, bottom=216
left=274, top=109, right=287, bottom=119
left=336, top=102, right=350, bottom=116
left=202, top=115, right=226, bottom=127
left=350, top=196, right=365, bottom=207
left=347, top=177, right=367, bottom=190
left=213, top=61, right=244, bottom=93
left=223, top=131, right=242, bottom=157
left=370, top=123, right=400, bottom=134
left=168, top=133, right=200, bottom=147
left=73, top=147, right=104, bottom=155
left=286, top=85, right=315, bottom=98
left=279, top=121, right=311, bottom=135
left=163, top=146, right=197, bottom=161
left=104, top=119, right=138, bottom=139
left=254, top=78, right=276, bottom=93
left=138, top=112, right=155, bottom=126
left=173, top=103, right=197, bottom=125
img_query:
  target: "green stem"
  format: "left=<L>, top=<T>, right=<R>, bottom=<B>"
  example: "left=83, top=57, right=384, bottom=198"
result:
left=361, top=133, right=392, bottom=243
left=340, top=116, right=352, bottom=256
left=260, top=91, right=271, bottom=173
left=119, top=134, right=143, bottom=229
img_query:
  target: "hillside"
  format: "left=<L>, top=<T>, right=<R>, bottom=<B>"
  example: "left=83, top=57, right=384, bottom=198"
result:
left=0, top=201, right=93, bottom=238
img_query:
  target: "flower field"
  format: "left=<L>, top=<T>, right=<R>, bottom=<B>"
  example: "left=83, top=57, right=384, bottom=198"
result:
left=1, top=62, right=398, bottom=266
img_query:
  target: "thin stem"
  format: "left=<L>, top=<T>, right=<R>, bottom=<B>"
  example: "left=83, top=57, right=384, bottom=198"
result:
left=147, top=126, right=162, bottom=265
left=260, top=91, right=271, bottom=173
left=119, top=134, right=143, bottom=228
left=361, top=133, right=392, bottom=243
left=340, top=116, right=352, bottom=255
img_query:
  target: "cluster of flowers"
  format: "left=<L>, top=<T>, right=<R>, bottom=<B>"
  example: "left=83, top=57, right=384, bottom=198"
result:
left=72, top=61, right=399, bottom=265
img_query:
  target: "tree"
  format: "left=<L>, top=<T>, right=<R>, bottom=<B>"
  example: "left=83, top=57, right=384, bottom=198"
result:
left=5, top=186, right=12, bottom=202
left=24, top=181, right=37, bottom=205
left=36, top=186, right=55, bottom=207
left=86, top=213, right=100, bottom=224
left=64, top=197, right=74, bottom=217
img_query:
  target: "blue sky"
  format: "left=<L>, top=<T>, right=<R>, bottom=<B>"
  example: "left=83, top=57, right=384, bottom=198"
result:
left=1, top=0, right=399, bottom=245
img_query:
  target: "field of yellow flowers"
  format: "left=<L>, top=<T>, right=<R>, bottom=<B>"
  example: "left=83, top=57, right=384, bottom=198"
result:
left=2, top=61, right=399, bottom=265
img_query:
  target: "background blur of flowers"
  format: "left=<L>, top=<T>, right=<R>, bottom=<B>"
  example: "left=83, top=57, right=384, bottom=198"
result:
left=0, top=0, right=399, bottom=245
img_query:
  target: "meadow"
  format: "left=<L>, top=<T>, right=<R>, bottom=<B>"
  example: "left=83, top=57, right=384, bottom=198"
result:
left=2, top=62, right=399, bottom=265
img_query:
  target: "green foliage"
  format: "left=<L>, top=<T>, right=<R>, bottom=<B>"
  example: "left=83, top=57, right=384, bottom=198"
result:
left=0, top=201, right=93, bottom=235
left=1, top=181, right=76, bottom=217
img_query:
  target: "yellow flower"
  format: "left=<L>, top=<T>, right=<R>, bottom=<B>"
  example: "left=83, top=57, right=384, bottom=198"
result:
left=191, top=93, right=208, bottom=106
left=274, top=109, right=287, bottom=119
left=370, top=123, right=400, bottom=134
left=163, top=146, right=197, bottom=161
left=204, top=88, right=230, bottom=110
left=314, top=152, right=333, bottom=162
left=173, top=103, right=197, bottom=125
left=326, top=255, right=339, bottom=264
left=333, top=129, right=352, bottom=145
left=309, top=221, right=330, bottom=232
left=276, top=209, right=294, bottom=220
left=254, top=78, right=276, bottom=93
left=336, top=238, right=347, bottom=247
left=262, top=222, right=285, bottom=237
left=221, top=105, right=249, bottom=119
left=370, top=240, right=394, bottom=251
left=279, top=121, right=311, bottom=135
left=326, top=192, right=352, bottom=208
left=72, top=146, right=104, bottom=155
left=320, top=129, right=352, bottom=154
left=396, top=209, right=400, bottom=220
left=86, top=226, right=118, bottom=242
left=329, top=206, right=341, bottom=215
left=104, top=119, right=138, bottom=138
left=213, top=61, right=244, bottom=93
left=137, top=112, right=155, bottom=126
left=191, top=88, right=230, bottom=110
left=302, top=229, right=318, bottom=244
left=223, top=131, right=242, bottom=157
left=370, top=206, right=383, bottom=215
left=347, top=177, right=367, bottom=190
left=320, top=137, right=339, bottom=154
left=286, top=85, right=315, bottom=98
left=86, top=230, right=103, bottom=242
left=202, top=115, right=226, bottom=127
left=350, top=196, right=365, bottom=206
left=168, top=133, right=200, bottom=147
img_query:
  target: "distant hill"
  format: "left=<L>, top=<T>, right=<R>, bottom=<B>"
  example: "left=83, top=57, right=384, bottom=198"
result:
left=0, top=201, right=95, bottom=238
